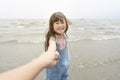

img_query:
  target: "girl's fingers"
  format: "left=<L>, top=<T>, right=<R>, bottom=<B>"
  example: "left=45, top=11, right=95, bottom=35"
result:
left=55, top=51, right=60, bottom=60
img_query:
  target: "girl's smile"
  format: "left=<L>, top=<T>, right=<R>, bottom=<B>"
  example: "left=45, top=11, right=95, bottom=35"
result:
left=53, top=19, right=66, bottom=35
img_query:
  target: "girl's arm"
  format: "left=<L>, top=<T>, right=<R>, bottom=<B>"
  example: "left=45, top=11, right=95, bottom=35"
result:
left=0, top=39, right=59, bottom=80
left=47, top=36, right=56, bottom=54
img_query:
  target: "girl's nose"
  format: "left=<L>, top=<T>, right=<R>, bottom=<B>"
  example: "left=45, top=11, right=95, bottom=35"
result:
left=58, top=23, right=63, bottom=26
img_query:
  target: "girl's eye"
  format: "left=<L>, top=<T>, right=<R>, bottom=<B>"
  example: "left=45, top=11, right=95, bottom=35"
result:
left=54, top=22, right=60, bottom=24
left=61, top=22, right=64, bottom=24
left=55, top=22, right=59, bottom=24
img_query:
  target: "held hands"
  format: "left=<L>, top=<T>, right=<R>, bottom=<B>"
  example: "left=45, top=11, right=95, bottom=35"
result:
left=43, top=51, right=59, bottom=68
left=38, top=37, right=59, bottom=68
left=45, top=37, right=59, bottom=68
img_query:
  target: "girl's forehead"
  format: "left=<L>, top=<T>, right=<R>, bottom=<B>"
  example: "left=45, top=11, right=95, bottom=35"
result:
left=54, top=18, right=65, bottom=22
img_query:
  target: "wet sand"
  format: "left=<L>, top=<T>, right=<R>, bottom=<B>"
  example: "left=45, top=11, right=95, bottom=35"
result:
left=0, top=39, right=120, bottom=80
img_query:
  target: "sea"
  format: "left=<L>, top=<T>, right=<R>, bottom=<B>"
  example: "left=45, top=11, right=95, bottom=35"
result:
left=0, top=19, right=120, bottom=44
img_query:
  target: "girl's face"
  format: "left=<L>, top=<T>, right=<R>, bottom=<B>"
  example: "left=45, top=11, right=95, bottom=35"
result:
left=53, top=19, right=66, bottom=35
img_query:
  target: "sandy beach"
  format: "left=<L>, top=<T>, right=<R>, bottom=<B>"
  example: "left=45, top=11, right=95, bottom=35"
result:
left=69, top=39, right=120, bottom=80
left=0, top=39, right=120, bottom=80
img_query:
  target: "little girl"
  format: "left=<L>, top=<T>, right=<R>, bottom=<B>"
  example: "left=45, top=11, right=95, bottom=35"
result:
left=44, top=12, right=70, bottom=80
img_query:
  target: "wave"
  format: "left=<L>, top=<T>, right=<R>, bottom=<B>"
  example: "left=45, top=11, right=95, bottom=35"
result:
left=0, top=40, right=43, bottom=44
left=1, top=35, right=120, bottom=44
left=71, top=57, right=120, bottom=69
left=91, top=35, right=120, bottom=41
left=68, top=35, right=120, bottom=42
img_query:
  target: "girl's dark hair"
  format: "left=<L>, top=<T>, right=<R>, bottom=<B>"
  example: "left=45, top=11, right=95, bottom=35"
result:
left=44, top=12, right=69, bottom=51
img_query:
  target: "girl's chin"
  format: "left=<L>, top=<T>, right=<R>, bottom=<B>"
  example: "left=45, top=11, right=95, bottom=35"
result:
left=55, top=32, right=64, bottom=35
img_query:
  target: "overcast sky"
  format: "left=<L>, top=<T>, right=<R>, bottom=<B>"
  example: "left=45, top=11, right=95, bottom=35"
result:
left=0, top=0, right=120, bottom=19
